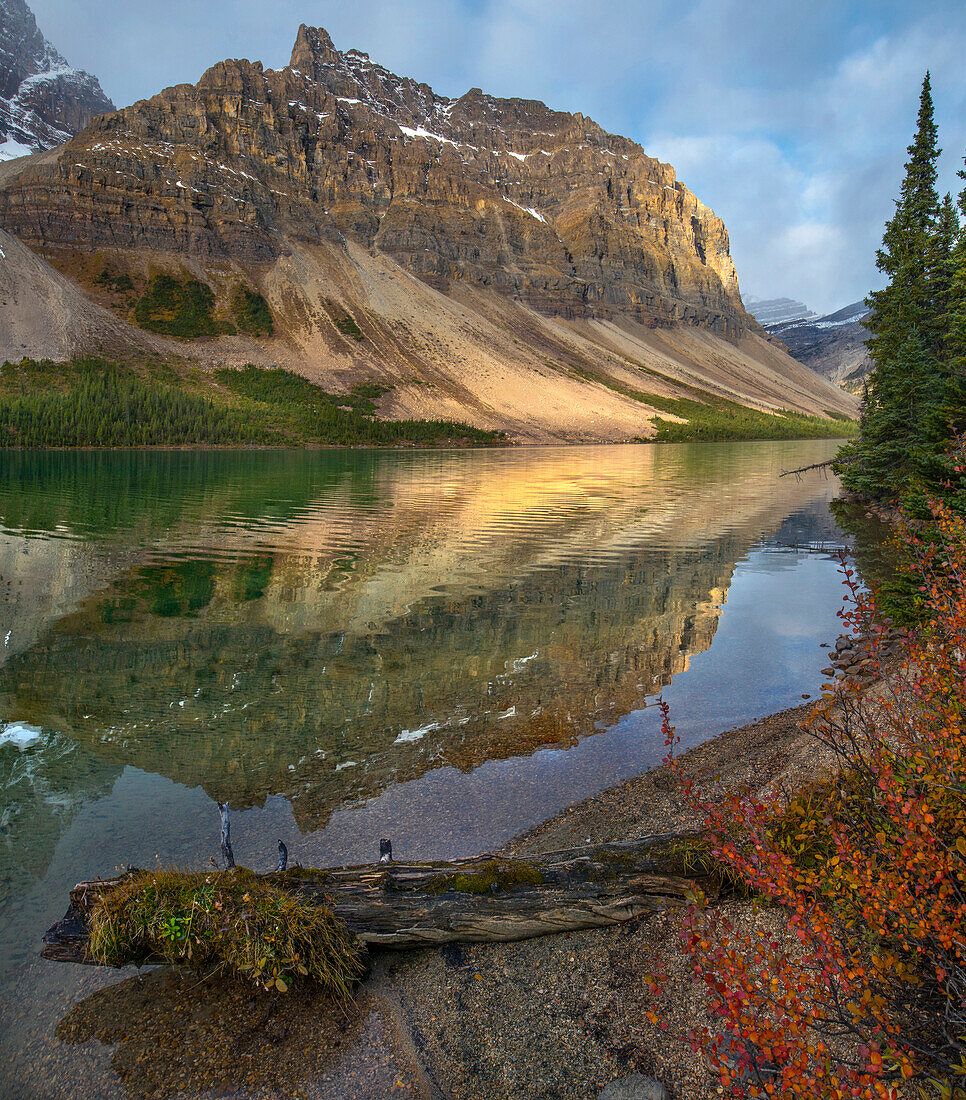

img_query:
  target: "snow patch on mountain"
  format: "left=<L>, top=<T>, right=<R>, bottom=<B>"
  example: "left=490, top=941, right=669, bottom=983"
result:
left=0, top=0, right=114, bottom=155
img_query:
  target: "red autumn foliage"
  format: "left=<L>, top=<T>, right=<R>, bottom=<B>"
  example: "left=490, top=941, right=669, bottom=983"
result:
left=656, top=497, right=966, bottom=1099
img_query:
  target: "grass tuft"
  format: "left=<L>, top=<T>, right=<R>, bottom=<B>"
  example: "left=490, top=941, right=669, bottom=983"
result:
left=87, top=869, right=364, bottom=998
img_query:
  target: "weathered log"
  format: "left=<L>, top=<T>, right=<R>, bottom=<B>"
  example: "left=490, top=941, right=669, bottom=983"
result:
left=41, top=834, right=711, bottom=964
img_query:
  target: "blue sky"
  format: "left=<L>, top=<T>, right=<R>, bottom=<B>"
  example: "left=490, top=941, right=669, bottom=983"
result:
left=31, top=0, right=966, bottom=313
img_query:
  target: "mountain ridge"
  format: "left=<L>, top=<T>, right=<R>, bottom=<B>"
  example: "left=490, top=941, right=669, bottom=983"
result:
left=766, top=300, right=872, bottom=393
left=0, top=23, right=859, bottom=439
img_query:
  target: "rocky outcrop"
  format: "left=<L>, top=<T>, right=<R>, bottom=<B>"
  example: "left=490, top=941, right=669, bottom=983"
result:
left=767, top=301, right=872, bottom=393
left=0, top=23, right=746, bottom=333
left=0, top=0, right=114, bottom=159
left=0, top=23, right=860, bottom=434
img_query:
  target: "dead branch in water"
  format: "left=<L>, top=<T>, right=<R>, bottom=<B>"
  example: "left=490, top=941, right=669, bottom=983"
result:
left=779, top=454, right=856, bottom=479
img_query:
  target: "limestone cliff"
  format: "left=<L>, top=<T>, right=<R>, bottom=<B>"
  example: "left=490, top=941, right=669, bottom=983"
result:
left=0, top=23, right=744, bottom=331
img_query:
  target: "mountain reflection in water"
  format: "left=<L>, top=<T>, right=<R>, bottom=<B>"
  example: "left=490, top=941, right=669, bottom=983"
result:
left=0, top=441, right=855, bottom=1100
left=0, top=442, right=848, bottom=896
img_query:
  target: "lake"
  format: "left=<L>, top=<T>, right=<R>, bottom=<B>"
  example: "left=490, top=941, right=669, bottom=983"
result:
left=0, top=440, right=852, bottom=1097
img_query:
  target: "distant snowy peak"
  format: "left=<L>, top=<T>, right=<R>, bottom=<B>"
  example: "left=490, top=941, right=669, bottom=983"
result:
left=764, top=300, right=872, bottom=393
left=0, top=0, right=113, bottom=160
left=767, top=300, right=869, bottom=336
left=744, top=296, right=817, bottom=327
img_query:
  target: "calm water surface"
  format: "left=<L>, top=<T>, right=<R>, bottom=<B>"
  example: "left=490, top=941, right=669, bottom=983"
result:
left=0, top=441, right=852, bottom=1098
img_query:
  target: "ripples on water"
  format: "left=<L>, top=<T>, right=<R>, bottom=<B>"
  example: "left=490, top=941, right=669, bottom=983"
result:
left=0, top=441, right=852, bottom=1098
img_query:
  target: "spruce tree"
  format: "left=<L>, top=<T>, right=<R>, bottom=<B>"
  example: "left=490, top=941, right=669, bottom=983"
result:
left=947, top=164, right=966, bottom=371
left=842, top=74, right=949, bottom=501
left=865, top=72, right=943, bottom=363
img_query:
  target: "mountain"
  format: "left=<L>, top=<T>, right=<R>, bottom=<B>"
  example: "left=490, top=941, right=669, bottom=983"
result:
left=0, top=0, right=114, bottom=161
left=767, top=301, right=872, bottom=393
left=744, top=296, right=816, bottom=327
left=0, top=24, right=857, bottom=439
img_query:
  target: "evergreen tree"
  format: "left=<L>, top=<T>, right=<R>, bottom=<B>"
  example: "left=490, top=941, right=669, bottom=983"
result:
left=841, top=74, right=956, bottom=503
left=865, top=73, right=943, bottom=363
left=947, top=163, right=966, bottom=371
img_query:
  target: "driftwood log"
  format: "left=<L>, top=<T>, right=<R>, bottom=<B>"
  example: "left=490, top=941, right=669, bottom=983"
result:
left=41, top=833, right=712, bottom=965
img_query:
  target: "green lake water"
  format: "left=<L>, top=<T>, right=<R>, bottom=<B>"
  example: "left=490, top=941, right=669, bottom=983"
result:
left=0, top=440, right=853, bottom=1098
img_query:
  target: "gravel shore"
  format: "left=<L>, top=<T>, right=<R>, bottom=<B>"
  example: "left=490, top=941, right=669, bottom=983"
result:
left=361, top=699, right=838, bottom=1100
left=50, top=700, right=838, bottom=1100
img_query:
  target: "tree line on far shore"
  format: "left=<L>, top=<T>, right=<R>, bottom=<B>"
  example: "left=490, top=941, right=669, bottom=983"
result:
left=0, top=359, right=503, bottom=448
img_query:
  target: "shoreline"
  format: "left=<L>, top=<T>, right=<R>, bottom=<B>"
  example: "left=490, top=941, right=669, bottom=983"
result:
left=0, top=433, right=856, bottom=453
left=44, top=696, right=839, bottom=1100
left=364, top=696, right=840, bottom=1100
left=504, top=699, right=829, bottom=858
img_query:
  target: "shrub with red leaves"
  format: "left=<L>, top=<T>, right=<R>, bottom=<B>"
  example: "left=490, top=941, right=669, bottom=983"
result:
left=657, top=497, right=966, bottom=1099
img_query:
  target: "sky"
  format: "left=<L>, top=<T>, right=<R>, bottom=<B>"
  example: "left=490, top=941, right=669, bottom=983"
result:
left=29, top=0, right=966, bottom=314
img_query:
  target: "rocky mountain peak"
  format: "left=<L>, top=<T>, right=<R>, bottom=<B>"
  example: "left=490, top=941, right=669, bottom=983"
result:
left=0, top=21, right=752, bottom=335
left=0, top=0, right=114, bottom=160
left=289, top=24, right=341, bottom=74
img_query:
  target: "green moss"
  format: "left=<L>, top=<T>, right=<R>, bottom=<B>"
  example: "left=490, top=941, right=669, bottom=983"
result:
left=335, top=316, right=364, bottom=341
left=231, top=286, right=274, bottom=336
left=425, top=858, right=544, bottom=895
left=134, top=274, right=232, bottom=339
left=87, top=869, right=363, bottom=998
left=266, top=868, right=332, bottom=887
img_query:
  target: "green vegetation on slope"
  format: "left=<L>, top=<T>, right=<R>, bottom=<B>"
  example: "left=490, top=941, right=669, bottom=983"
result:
left=572, top=370, right=856, bottom=442
left=230, top=286, right=274, bottom=336
left=647, top=396, right=857, bottom=443
left=93, top=267, right=134, bottom=294
left=0, top=358, right=263, bottom=446
left=214, top=365, right=503, bottom=446
left=0, top=357, right=504, bottom=448
left=134, top=274, right=230, bottom=338
left=334, top=315, right=364, bottom=341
